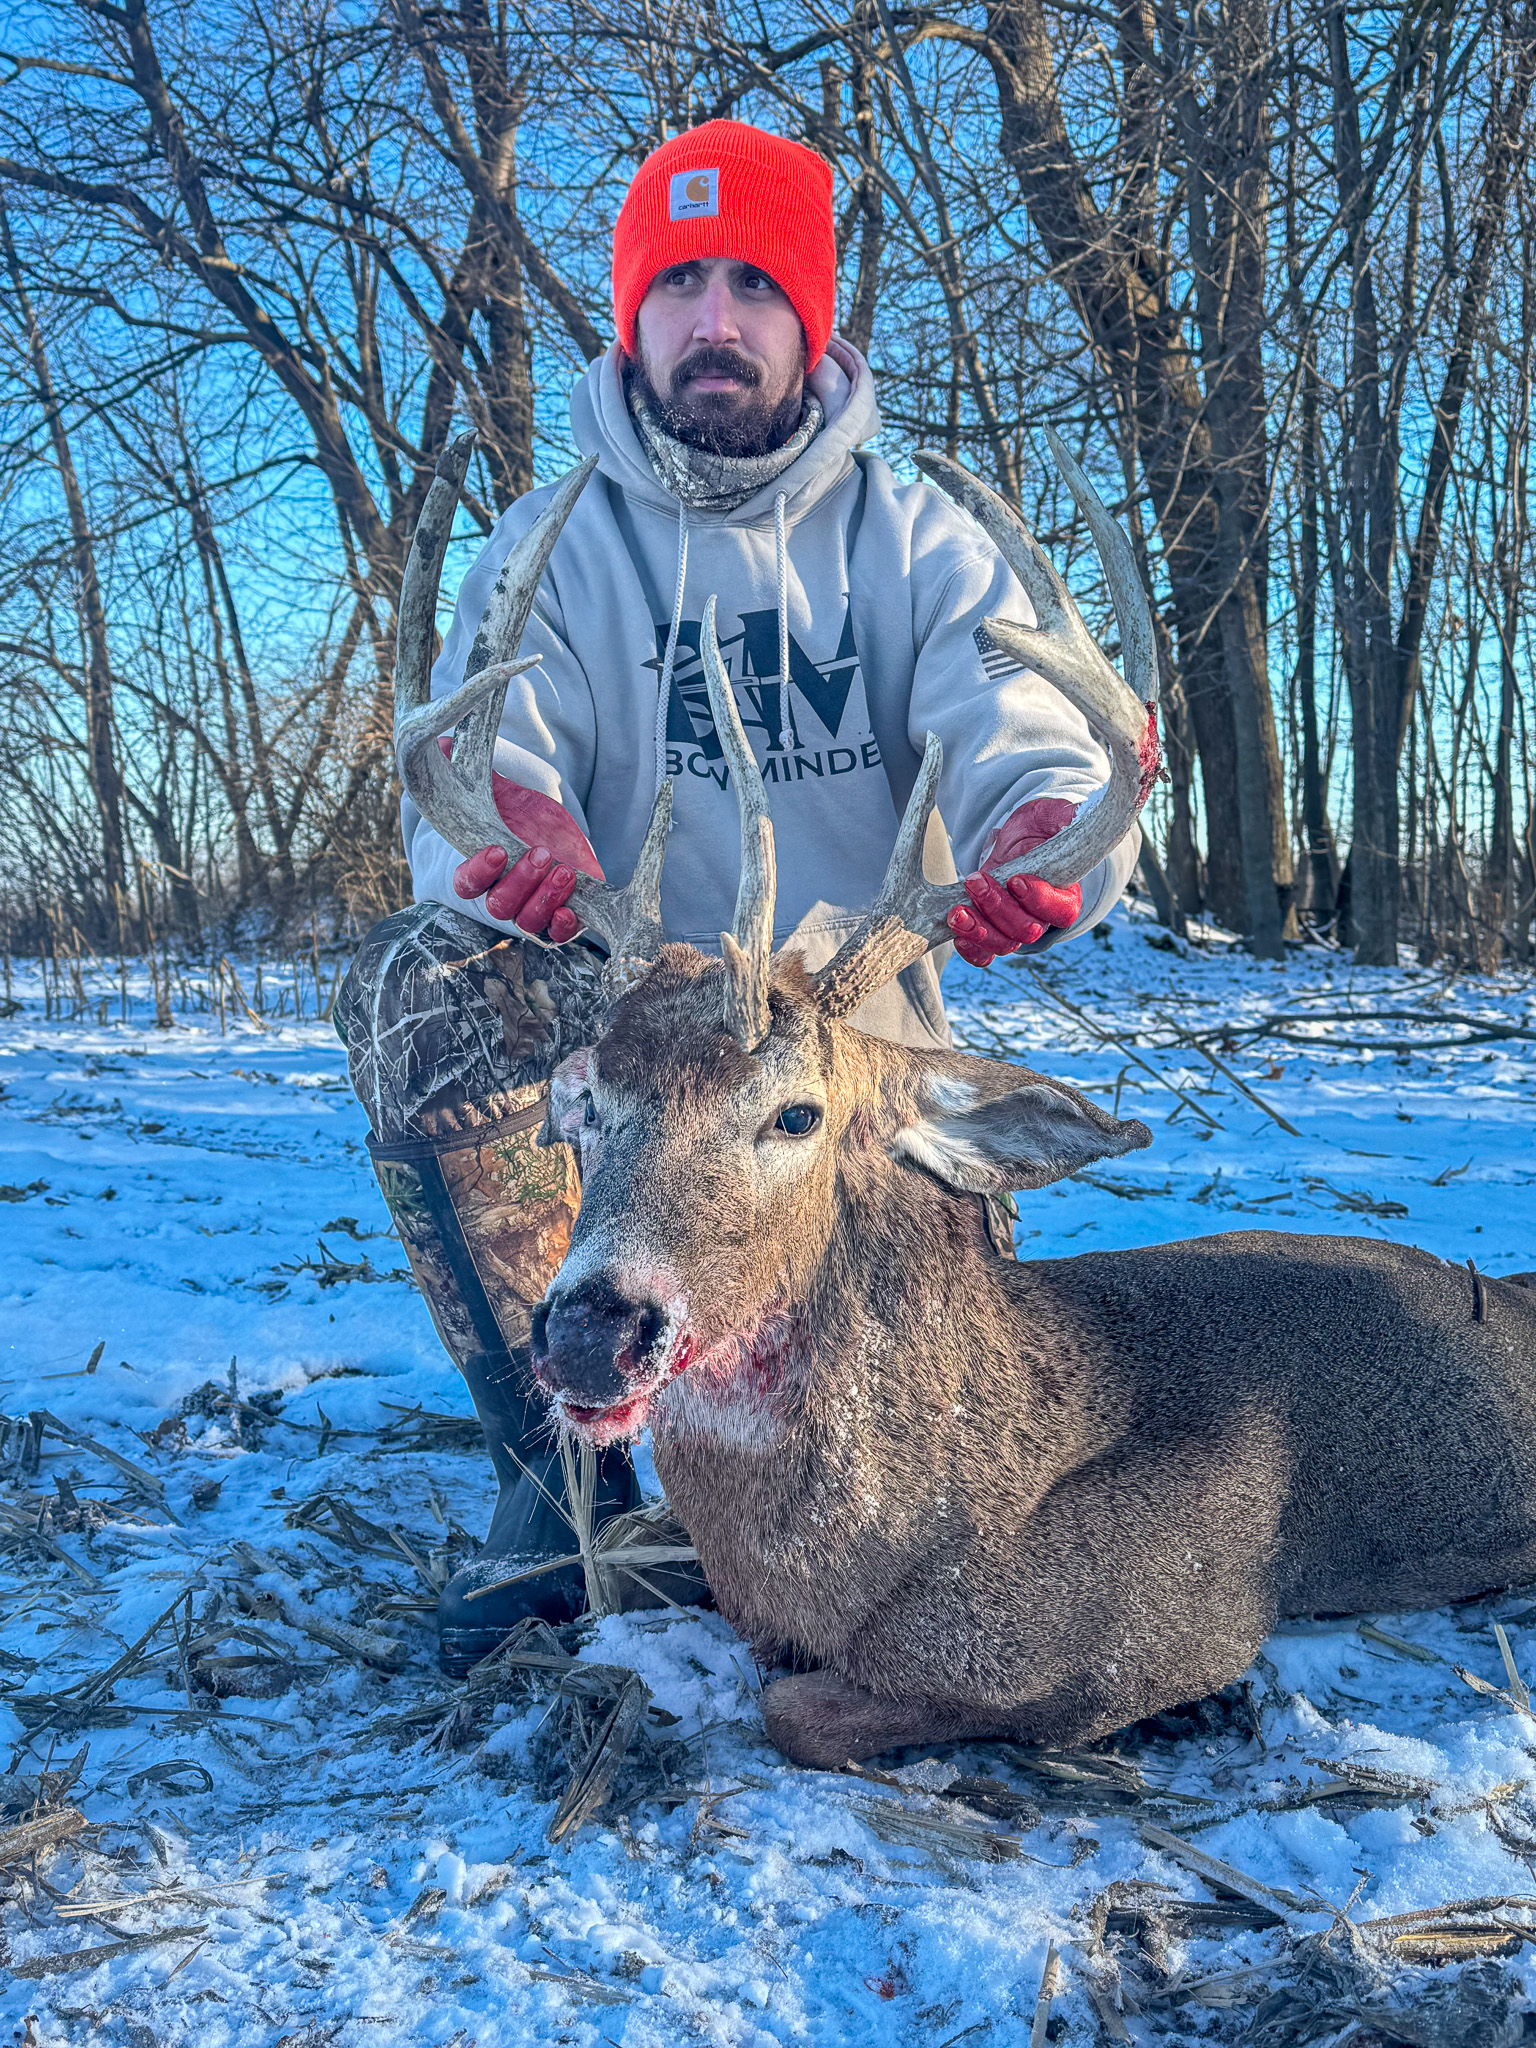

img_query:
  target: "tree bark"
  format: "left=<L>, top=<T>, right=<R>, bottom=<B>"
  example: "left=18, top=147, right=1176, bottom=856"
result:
left=0, top=201, right=128, bottom=915
left=1296, top=346, right=1337, bottom=916
left=979, top=0, right=1286, bottom=941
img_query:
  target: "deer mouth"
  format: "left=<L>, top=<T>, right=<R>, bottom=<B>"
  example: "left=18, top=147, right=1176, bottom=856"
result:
left=555, top=1335, right=695, bottom=1446
left=557, top=1313, right=797, bottom=1446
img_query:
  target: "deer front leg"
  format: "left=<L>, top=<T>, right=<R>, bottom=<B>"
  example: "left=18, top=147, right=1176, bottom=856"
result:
left=760, top=1671, right=1004, bottom=1768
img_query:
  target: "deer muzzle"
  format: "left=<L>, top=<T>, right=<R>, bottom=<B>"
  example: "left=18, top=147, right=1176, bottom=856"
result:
left=530, top=1276, right=672, bottom=1428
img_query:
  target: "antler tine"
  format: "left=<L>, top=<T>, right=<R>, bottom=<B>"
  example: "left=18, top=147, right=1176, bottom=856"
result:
left=812, top=440, right=1160, bottom=1024
left=394, top=440, right=672, bottom=981
left=811, top=732, right=956, bottom=1020
left=912, top=446, right=1159, bottom=890
left=464, top=453, right=599, bottom=685
left=699, top=595, right=776, bottom=1049
left=395, top=429, right=476, bottom=730
left=1044, top=427, right=1157, bottom=710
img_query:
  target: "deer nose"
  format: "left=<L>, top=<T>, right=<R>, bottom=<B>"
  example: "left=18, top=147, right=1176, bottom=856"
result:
left=531, top=1279, right=668, bottom=1406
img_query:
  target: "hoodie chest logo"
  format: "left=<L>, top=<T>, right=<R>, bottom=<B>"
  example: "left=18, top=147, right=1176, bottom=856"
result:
left=646, top=604, right=883, bottom=791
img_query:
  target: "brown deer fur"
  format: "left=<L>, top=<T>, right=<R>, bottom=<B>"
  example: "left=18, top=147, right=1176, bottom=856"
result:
left=529, top=944, right=1536, bottom=1767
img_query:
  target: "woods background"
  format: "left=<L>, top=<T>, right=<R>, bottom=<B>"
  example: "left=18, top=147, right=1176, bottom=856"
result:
left=1, top=0, right=1532, bottom=970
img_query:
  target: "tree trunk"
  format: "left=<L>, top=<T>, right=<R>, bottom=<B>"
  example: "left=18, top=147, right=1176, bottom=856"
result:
left=981, top=0, right=1284, bottom=940
left=1296, top=347, right=1337, bottom=916
left=1491, top=198, right=1535, bottom=908
left=1177, top=0, right=1288, bottom=955
left=1, top=201, right=128, bottom=919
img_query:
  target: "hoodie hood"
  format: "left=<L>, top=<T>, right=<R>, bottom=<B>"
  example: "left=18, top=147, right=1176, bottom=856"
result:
left=572, top=336, right=882, bottom=529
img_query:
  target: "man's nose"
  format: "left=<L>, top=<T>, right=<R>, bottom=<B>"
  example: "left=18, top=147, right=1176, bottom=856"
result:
left=530, top=1277, right=667, bottom=1405
left=692, top=277, right=741, bottom=346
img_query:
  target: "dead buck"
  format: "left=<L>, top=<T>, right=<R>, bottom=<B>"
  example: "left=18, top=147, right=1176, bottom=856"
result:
left=397, top=435, right=1536, bottom=1766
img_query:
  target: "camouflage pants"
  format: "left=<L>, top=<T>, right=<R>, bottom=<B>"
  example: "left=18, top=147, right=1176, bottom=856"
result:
left=334, top=902, right=606, bottom=1405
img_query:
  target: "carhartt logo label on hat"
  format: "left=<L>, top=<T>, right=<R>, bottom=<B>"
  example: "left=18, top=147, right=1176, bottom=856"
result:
left=669, top=168, right=718, bottom=220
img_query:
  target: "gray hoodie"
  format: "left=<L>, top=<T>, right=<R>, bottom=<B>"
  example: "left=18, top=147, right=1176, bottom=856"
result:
left=408, top=338, right=1139, bottom=1048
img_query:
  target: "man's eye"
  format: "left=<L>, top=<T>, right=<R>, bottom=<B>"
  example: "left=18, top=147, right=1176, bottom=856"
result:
left=774, top=1104, right=821, bottom=1137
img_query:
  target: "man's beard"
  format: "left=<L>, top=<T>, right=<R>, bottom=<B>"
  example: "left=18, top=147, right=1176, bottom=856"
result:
left=630, top=344, right=806, bottom=458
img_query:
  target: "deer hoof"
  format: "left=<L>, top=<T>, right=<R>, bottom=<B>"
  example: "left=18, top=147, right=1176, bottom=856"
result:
left=760, top=1671, right=946, bottom=1768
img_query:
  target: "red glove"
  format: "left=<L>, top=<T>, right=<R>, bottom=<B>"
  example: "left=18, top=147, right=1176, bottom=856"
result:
left=947, top=797, right=1082, bottom=968
left=445, top=741, right=603, bottom=942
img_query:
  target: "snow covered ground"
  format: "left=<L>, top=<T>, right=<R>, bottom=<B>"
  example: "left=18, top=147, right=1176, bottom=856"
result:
left=1, top=903, right=1534, bottom=2046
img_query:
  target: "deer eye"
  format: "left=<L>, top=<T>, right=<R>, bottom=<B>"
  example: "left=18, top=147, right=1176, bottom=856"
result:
left=774, top=1103, right=821, bottom=1138
left=583, top=1097, right=598, bottom=1127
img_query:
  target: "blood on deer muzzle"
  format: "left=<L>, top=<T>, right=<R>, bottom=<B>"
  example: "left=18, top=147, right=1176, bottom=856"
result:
left=531, top=1278, right=669, bottom=1418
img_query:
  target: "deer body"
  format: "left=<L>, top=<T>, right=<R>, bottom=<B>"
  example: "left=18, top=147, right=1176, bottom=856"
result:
left=392, top=426, right=1530, bottom=1767
left=534, top=949, right=1536, bottom=1763
left=657, top=1219, right=1536, bottom=1762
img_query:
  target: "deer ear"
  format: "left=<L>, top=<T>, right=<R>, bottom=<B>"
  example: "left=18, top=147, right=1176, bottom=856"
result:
left=890, top=1057, right=1151, bottom=1195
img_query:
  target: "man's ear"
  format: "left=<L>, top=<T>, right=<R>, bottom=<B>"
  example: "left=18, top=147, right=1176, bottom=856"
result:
left=887, top=1050, right=1151, bottom=1195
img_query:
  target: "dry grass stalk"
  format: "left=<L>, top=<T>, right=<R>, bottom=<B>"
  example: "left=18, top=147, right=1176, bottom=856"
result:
left=1028, top=1941, right=1060, bottom=2047
left=0, top=1806, right=86, bottom=1868
left=1495, top=1622, right=1531, bottom=1708
left=558, top=1430, right=617, bottom=1618
left=1138, top=1822, right=1318, bottom=1925
left=400, top=1884, right=447, bottom=1925
left=546, top=1670, right=652, bottom=1845
left=1357, top=1621, right=1441, bottom=1663
left=521, top=1961, right=631, bottom=2007
left=280, top=1492, right=442, bottom=1588
left=10, top=1579, right=202, bottom=1741
left=0, top=1502, right=105, bottom=1588
left=1389, top=1926, right=1525, bottom=1962
left=53, top=1875, right=270, bottom=1919
left=1079, top=1969, right=1132, bottom=2042
left=1007, top=1747, right=1213, bottom=1818
left=843, top=1786, right=1023, bottom=1866
left=1259, top=1757, right=1438, bottom=1818
left=29, top=1408, right=181, bottom=1524
left=232, top=1541, right=406, bottom=1671
left=0, top=1745, right=88, bottom=1818
left=1453, top=1660, right=1536, bottom=1721
left=466, top=1439, right=699, bottom=1621
left=12, top=1922, right=208, bottom=1978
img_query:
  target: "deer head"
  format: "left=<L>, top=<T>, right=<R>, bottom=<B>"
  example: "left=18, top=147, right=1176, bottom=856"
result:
left=389, top=432, right=1160, bottom=1445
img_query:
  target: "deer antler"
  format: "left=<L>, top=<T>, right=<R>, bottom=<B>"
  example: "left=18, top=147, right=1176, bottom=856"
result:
left=811, top=430, right=1159, bottom=1022
left=698, top=596, right=777, bottom=1049
left=395, top=433, right=673, bottom=985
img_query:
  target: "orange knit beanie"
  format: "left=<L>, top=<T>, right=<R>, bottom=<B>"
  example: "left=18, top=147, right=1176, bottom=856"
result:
left=612, top=121, right=837, bottom=368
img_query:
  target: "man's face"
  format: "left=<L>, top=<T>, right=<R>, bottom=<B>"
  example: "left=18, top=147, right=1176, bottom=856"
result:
left=632, top=258, right=807, bottom=458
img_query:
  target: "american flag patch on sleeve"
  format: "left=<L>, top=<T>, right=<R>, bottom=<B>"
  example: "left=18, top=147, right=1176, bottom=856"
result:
left=974, top=623, right=1026, bottom=681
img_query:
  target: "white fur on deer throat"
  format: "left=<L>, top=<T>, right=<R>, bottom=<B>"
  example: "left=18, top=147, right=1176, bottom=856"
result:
left=659, top=1318, right=795, bottom=1451
left=661, top=1367, right=787, bottom=1451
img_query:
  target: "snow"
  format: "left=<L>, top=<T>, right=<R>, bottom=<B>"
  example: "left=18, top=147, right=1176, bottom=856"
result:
left=1, top=904, right=1534, bottom=2045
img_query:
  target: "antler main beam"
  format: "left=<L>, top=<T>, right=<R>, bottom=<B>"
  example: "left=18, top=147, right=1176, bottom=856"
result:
left=394, top=435, right=673, bottom=983
left=812, top=433, right=1159, bottom=1021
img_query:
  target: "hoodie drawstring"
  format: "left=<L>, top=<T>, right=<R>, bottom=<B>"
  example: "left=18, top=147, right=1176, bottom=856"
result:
left=774, top=492, right=793, bottom=752
left=655, top=503, right=689, bottom=797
